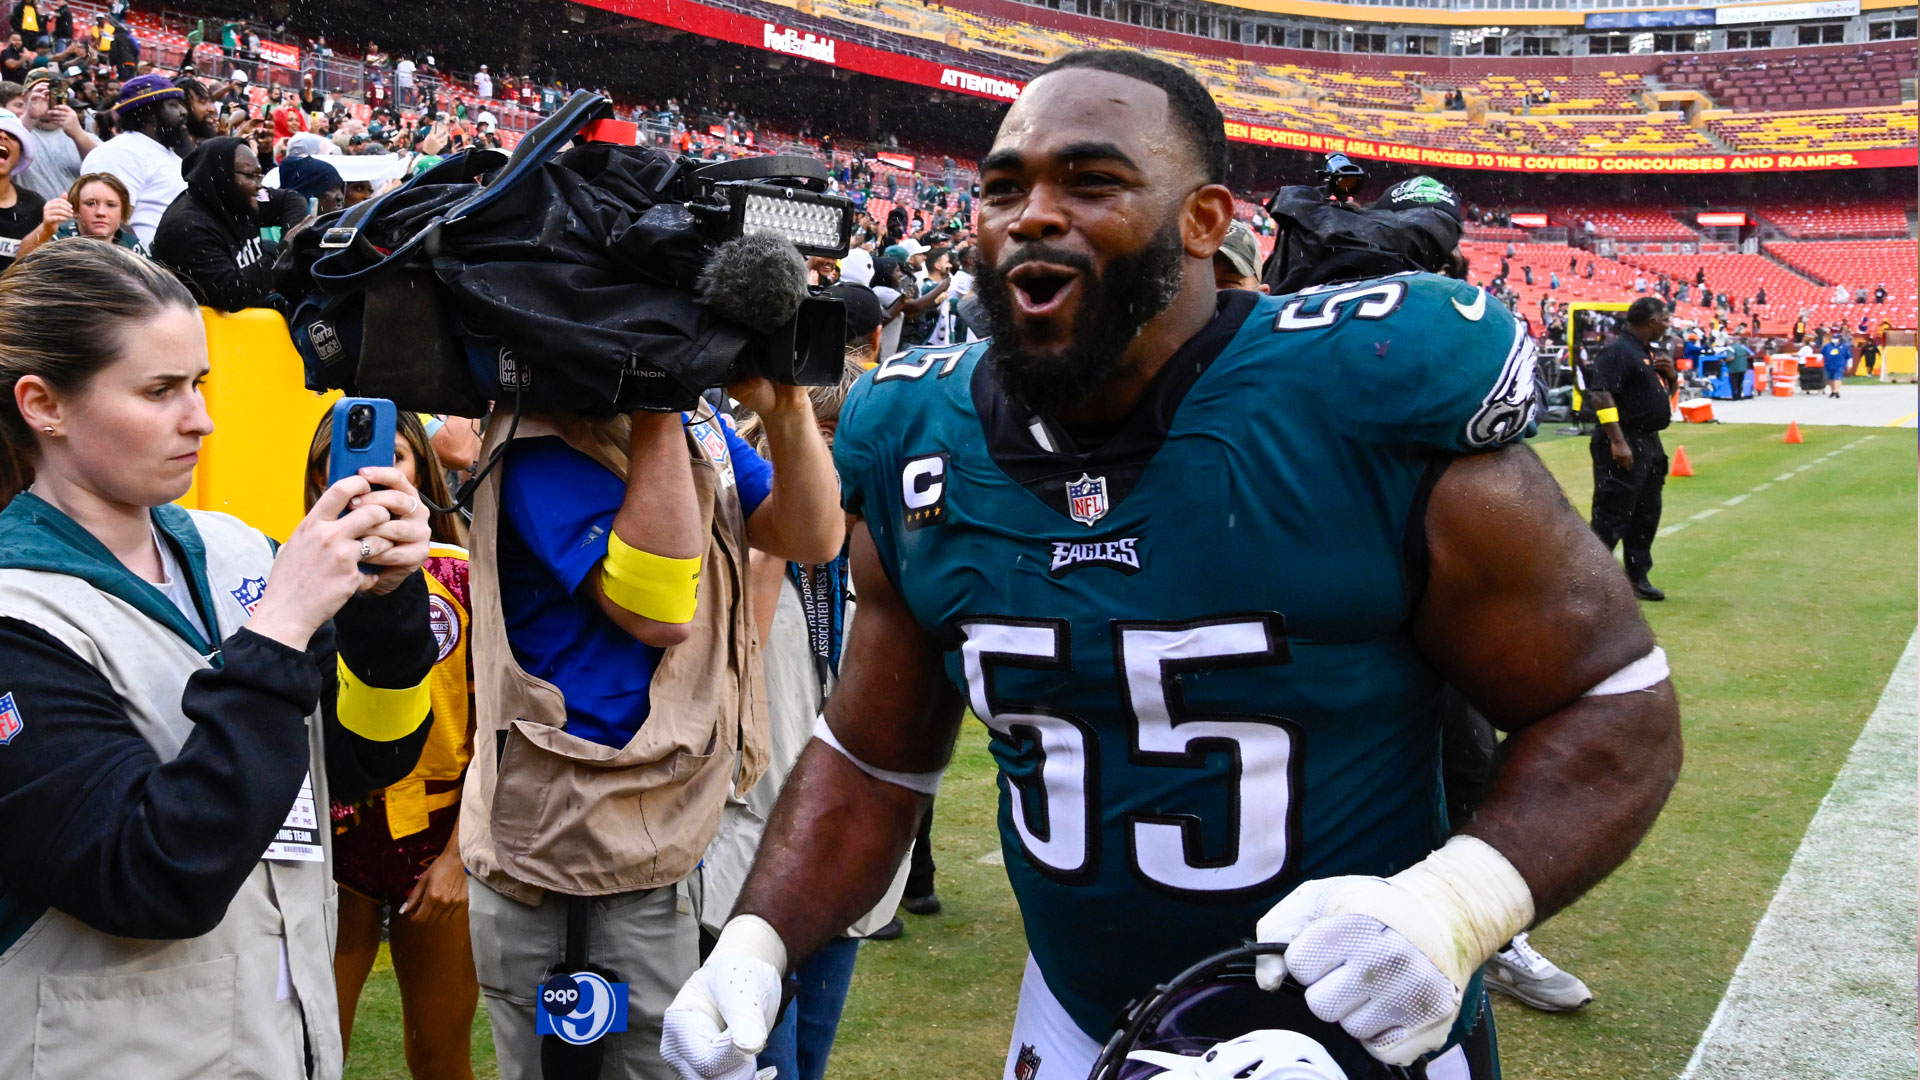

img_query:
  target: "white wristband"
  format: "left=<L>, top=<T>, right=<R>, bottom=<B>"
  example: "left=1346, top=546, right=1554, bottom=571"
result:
left=1583, top=646, right=1670, bottom=697
left=1386, top=835, right=1536, bottom=988
left=713, top=914, right=788, bottom=977
left=811, top=715, right=945, bottom=796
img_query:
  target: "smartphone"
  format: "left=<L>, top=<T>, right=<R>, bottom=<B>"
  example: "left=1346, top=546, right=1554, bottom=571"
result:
left=329, top=396, right=396, bottom=488
left=329, top=398, right=396, bottom=572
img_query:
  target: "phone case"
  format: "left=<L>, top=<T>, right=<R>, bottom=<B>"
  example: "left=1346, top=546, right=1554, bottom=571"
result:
left=328, top=397, right=397, bottom=488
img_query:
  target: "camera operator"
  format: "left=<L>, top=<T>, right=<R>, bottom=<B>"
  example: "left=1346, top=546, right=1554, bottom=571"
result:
left=461, top=366, right=844, bottom=1078
left=0, top=240, right=436, bottom=1080
left=14, top=69, right=93, bottom=200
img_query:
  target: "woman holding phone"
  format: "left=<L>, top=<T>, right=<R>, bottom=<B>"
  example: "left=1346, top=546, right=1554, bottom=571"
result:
left=0, top=241, right=438, bottom=1080
left=306, top=407, right=481, bottom=1080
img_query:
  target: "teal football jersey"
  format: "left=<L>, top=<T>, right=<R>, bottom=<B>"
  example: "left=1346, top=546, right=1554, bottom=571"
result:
left=833, top=274, right=1538, bottom=1040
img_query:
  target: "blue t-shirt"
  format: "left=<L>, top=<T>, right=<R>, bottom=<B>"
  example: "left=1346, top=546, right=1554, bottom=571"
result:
left=1820, top=341, right=1851, bottom=373
left=498, top=415, right=773, bottom=748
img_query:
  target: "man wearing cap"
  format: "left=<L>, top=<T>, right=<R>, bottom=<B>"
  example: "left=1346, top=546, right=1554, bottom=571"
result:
left=14, top=67, right=94, bottom=200
left=1212, top=219, right=1268, bottom=293
left=78, top=71, right=186, bottom=245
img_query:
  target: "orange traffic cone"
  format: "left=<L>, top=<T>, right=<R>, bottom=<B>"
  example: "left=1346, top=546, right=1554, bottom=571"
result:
left=1784, top=421, right=1804, bottom=444
left=1670, top=445, right=1694, bottom=477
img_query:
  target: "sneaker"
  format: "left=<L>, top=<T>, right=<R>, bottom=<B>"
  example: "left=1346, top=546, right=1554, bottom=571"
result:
left=1485, top=933, right=1593, bottom=1012
left=900, top=893, right=942, bottom=916
left=865, top=916, right=905, bottom=941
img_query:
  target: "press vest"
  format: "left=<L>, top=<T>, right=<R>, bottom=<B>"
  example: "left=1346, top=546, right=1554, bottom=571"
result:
left=0, top=502, right=343, bottom=1080
left=460, top=413, right=769, bottom=902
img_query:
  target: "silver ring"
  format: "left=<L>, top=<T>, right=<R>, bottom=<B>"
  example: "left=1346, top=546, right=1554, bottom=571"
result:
left=359, top=540, right=373, bottom=561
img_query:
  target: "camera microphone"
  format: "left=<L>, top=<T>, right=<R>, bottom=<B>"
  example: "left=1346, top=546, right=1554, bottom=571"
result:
left=696, top=231, right=808, bottom=335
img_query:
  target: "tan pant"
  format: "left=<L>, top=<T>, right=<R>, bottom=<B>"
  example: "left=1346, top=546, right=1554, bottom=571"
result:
left=469, top=878, right=697, bottom=1080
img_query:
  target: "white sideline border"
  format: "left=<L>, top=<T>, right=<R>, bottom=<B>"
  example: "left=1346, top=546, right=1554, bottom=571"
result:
left=1678, top=630, right=1919, bottom=1080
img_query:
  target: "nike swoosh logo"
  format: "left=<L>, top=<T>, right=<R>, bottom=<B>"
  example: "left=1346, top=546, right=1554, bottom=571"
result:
left=1451, top=289, right=1487, bottom=321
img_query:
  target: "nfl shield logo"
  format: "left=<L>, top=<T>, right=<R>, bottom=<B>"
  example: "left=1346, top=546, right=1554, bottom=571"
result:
left=0, top=692, right=21, bottom=745
left=1014, top=1043, right=1042, bottom=1080
left=1066, top=474, right=1109, bottom=527
left=231, top=576, right=268, bottom=615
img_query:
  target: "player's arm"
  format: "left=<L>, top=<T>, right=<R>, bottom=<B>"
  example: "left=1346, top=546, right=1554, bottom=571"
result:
left=1418, top=444, right=1680, bottom=917
left=661, top=520, right=959, bottom=1078
left=733, top=522, right=958, bottom=951
left=1256, top=445, right=1679, bottom=1067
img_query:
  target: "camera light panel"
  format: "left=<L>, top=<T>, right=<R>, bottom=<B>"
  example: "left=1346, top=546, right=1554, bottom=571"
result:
left=738, top=188, right=850, bottom=257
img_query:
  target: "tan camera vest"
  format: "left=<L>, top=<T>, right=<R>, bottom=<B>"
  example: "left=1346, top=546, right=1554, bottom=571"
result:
left=460, top=412, right=770, bottom=902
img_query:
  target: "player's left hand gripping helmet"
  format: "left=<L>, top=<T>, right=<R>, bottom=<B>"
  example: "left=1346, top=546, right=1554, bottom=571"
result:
left=1087, top=944, right=1419, bottom=1080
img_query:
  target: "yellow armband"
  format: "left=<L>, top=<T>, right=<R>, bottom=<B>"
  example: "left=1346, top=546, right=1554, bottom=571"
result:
left=600, top=532, right=701, bottom=624
left=335, top=658, right=433, bottom=743
left=1595, top=407, right=1620, bottom=425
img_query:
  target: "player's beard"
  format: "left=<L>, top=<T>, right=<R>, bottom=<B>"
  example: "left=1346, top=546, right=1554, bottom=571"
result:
left=976, top=218, right=1186, bottom=417
left=185, top=113, right=218, bottom=141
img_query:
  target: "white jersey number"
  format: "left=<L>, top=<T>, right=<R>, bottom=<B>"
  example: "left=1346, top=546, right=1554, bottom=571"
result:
left=959, top=614, right=1296, bottom=896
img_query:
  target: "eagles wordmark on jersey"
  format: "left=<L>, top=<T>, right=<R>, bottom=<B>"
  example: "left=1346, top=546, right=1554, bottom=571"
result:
left=835, top=273, right=1539, bottom=1043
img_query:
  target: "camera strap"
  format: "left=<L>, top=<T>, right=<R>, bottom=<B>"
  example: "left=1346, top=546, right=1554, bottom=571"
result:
left=312, top=90, right=615, bottom=296
left=537, top=894, right=628, bottom=1080
left=689, top=154, right=829, bottom=189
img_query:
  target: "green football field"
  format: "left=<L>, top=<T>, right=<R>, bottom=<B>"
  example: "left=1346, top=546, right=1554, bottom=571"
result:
left=343, top=421, right=1915, bottom=1080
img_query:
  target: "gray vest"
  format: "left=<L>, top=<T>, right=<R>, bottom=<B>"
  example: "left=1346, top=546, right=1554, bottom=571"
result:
left=0, top=506, right=342, bottom=1080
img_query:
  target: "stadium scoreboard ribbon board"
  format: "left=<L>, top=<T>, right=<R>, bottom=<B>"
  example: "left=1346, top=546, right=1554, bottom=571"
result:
left=1218, top=120, right=1919, bottom=173
left=608, top=0, right=1918, bottom=174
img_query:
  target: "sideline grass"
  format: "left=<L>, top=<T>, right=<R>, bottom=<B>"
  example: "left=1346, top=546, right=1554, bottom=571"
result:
left=344, top=423, right=1913, bottom=1080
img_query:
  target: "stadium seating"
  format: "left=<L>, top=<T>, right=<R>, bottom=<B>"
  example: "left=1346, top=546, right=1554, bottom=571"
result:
left=1456, top=239, right=1915, bottom=337
left=1461, top=240, right=1643, bottom=321
left=1658, top=45, right=1911, bottom=112
left=1755, top=200, right=1914, bottom=238
left=1766, top=241, right=1918, bottom=296
left=1710, top=107, right=1919, bottom=154
left=1432, top=72, right=1646, bottom=116
left=1608, top=251, right=1887, bottom=335
left=1554, top=206, right=1698, bottom=242
left=1504, top=114, right=1717, bottom=156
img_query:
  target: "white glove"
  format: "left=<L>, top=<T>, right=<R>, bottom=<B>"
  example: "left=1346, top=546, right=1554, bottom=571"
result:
left=661, top=915, right=787, bottom=1080
left=1254, top=836, right=1534, bottom=1067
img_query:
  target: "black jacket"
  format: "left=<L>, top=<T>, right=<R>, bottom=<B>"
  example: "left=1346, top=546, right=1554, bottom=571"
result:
left=152, top=136, right=305, bottom=311
left=0, top=574, right=435, bottom=940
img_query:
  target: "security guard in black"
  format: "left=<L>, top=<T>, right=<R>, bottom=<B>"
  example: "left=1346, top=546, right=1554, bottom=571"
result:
left=1587, top=298, right=1674, bottom=600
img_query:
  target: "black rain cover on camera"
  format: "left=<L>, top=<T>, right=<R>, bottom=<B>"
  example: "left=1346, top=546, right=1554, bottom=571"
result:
left=431, top=138, right=748, bottom=413
left=288, top=92, right=759, bottom=416
left=1260, top=186, right=1461, bottom=295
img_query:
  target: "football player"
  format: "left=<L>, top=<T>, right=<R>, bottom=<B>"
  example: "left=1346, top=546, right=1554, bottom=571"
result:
left=660, top=50, right=1680, bottom=1080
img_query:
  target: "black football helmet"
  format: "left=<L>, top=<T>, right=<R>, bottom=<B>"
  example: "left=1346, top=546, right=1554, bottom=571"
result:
left=1086, top=943, right=1424, bottom=1080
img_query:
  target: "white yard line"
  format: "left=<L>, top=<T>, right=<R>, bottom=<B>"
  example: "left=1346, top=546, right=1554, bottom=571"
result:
left=1678, top=632, right=1919, bottom=1080
left=1722, top=494, right=1750, bottom=507
left=1690, top=508, right=1723, bottom=521
left=1658, top=523, right=1691, bottom=537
